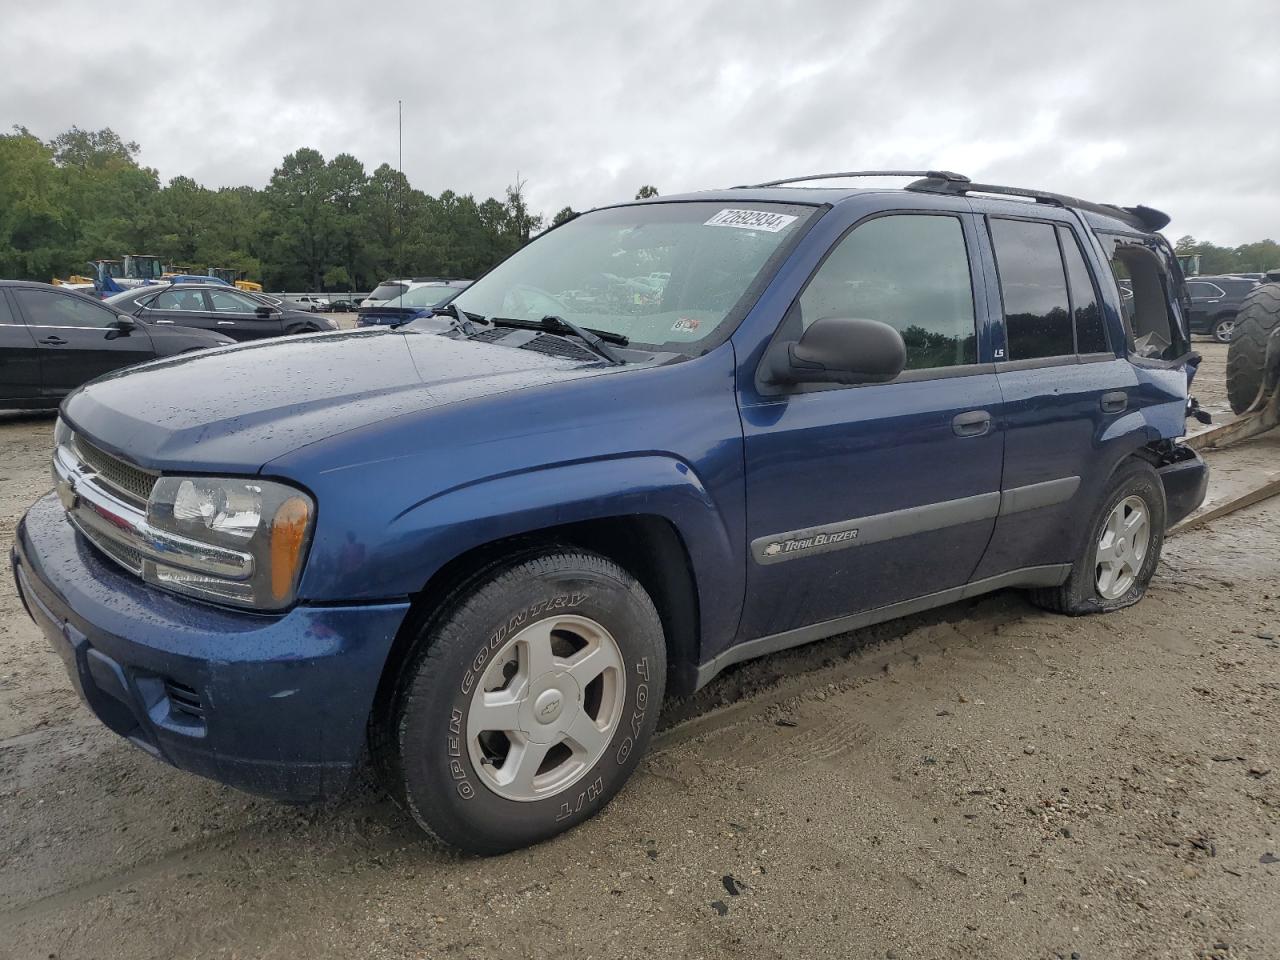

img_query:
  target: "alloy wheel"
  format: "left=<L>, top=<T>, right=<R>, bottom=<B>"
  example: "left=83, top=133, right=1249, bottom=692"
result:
left=1095, top=495, right=1150, bottom=600
left=467, top=615, right=626, bottom=802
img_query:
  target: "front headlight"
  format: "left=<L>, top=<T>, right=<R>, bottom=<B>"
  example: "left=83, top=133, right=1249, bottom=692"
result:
left=53, top=416, right=71, bottom=448
left=145, top=476, right=314, bottom=610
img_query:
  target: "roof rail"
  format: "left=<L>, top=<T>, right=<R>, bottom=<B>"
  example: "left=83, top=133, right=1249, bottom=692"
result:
left=740, top=170, right=971, bottom=189
left=904, top=176, right=1171, bottom=232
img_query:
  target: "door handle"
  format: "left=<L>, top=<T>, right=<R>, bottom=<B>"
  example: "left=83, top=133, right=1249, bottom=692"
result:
left=1100, top=390, right=1128, bottom=413
left=38, top=336, right=67, bottom=345
left=952, top=410, right=992, bottom=438
left=216, top=321, right=236, bottom=326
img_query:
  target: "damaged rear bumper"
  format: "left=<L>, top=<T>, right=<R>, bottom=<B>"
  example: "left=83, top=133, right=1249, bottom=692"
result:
left=1158, top=444, right=1209, bottom=528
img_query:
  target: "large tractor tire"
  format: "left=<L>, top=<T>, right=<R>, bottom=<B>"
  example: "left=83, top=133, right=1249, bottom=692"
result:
left=1226, top=283, right=1280, bottom=414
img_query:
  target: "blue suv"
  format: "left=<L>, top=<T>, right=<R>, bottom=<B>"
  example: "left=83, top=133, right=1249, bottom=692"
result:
left=12, top=171, right=1208, bottom=854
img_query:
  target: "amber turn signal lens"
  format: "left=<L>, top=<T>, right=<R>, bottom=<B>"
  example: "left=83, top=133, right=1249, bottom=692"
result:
left=269, top=496, right=311, bottom=602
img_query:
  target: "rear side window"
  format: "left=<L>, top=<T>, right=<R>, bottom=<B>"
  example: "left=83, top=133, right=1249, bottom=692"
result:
left=13, top=289, right=118, bottom=329
left=989, top=218, right=1073, bottom=360
left=1058, top=226, right=1109, bottom=354
left=0, top=291, right=17, bottom=324
left=798, top=214, right=977, bottom=370
left=151, top=289, right=207, bottom=311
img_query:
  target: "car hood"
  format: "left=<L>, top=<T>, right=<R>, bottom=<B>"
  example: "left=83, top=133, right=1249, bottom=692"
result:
left=62, top=328, right=606, bottom=473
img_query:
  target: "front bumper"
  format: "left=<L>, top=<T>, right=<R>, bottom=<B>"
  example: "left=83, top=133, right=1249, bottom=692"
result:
left=1158, top=445, right=1209, bottom=527
left=12, top=493, right=410, bottom=801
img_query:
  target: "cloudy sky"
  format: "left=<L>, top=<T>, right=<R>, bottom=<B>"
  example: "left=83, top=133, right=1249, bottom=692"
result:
left=6, top=0, right=1278, bottom=244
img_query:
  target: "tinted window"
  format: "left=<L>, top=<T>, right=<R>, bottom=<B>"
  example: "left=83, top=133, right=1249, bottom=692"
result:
left=209, top=289, right=262, bottom=312
left=14, top=289, right=118, bottom=329
left=1186, top=281, right=1224, bottom=299
left=798, top=214, right=977, bottom=370
left=0, top=291, right=17, bottom=325
left=990, top=219, right=1072, bottom=360
left=1058, top=226, right=1108, bottom=354
left=151, top=289, right=207, bottom=311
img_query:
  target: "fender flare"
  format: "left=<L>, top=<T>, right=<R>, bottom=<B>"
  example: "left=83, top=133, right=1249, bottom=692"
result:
left=379, top=454, right=742, bottom=656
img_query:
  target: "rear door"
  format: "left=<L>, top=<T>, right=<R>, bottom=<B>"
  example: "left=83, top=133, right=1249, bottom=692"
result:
left=1185, top=280, right=1225, bottom=332
left=737, top=202, right=1006, bottom=642
left=969, top=209, right=1128, bottom=579
left=207, top=288, right=284, bottom=340
left=10, top=287, right=155, bottom=396
left=139, top=287, right=218, bottom=332
left=0, top=289, right=42, bottom=403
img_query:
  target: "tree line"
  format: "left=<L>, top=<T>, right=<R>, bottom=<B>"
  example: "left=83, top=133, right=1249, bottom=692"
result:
left=0, top=126, right=658, bottom=291
left=1174, top=235, right=1280, bottom=276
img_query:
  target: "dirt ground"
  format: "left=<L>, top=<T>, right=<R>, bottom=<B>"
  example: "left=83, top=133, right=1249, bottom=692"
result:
left=1, top=341, right=1277, bottom=960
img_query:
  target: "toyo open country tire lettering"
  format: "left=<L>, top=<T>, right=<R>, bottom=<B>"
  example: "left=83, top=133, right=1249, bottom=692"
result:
left=1227, top=283, right=1280, bottom=414
left=1029, top=458, right=1166, bottom=615
left=378, top=551, right=665, bottom=855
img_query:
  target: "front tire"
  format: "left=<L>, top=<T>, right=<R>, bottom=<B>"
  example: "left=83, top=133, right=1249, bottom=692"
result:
left=379, top=550, right=665, bottom=854
left=1029, top=458, right=1166, bottom=615
left=1212, top=315, right=1236, bottom=343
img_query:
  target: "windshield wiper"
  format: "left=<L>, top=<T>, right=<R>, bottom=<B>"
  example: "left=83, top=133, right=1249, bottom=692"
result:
left=430, top=302, right=487, bottom=335
left=489, top=315, right=628, bottom=365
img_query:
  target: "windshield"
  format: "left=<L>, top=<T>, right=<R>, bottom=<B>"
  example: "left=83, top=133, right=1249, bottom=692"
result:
left=103, top=289, right=145, bottom=306
left=368, top=282, right=409, bottom=301
left=431, top=201, right=814, bottom=352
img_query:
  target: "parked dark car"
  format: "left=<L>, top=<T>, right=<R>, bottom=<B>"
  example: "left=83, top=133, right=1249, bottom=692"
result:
left=14, top=171, right=1207, bottom=854
left=355, top=280, right=471, bottom=326
left=1185, top=275, right=1259, bottom=342
left=0, top=281, right=232, bottom=410
left=105, top=284, right=338, bottom=341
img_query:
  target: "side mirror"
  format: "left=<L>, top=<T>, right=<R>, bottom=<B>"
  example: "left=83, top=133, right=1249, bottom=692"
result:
left=112, top=316, right=136, bottom=331
left=766, top=317, right=906, bottom=386
left=255, top=306, right=273, bottom=318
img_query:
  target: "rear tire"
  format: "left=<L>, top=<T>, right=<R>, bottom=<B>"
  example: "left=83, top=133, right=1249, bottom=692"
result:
left=1029, top=458, right=1166, bottom=615
left=1227, top=283, right=1280, bottom=413
left=376, top=550, right=665, bottom=854
left=1212, top=315, right=1236, bottom=344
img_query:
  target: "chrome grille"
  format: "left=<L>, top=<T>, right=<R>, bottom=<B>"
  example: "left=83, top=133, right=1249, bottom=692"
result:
left=72, top=434, right=157, bottom=506
left=67, top=511, right=146, bottom=575
left=89, top=527, right=146, bottom=574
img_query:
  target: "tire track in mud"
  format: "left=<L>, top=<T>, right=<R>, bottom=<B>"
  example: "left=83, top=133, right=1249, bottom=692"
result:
left=2, top=430, right=1272, bottom=932
left=0, top=603, right=993, bottom=928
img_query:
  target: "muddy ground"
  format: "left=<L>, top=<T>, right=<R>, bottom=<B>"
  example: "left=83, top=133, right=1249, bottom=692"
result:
left=0, top=342, right=1277, bottom=960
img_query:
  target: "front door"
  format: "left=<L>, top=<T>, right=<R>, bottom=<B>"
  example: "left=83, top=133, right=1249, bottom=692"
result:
left=10, top=287, right=155, bottom=396
left=0, top=289, right=43, bottom=403
left=138, top=287, right=215, bottom=332
left=737, top=208, right=1005, bottom=643
left=207, top=287, right=284, bottom=340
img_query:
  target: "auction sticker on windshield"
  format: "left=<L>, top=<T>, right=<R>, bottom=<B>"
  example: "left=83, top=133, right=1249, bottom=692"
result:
left=704, top=208, right=798, bottom=232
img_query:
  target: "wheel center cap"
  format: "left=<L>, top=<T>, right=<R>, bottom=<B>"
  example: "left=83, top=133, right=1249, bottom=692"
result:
left=1117, top=537, right=1127, bottom=555
left=520, top=671, right=582, bottom=743
left=534, top=689, right=564, bottom=724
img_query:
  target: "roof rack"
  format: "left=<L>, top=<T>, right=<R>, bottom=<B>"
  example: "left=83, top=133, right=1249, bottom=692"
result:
left=904, top=176, right=1170, bottom=232
left=740, top=170, right=971, bottom=189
